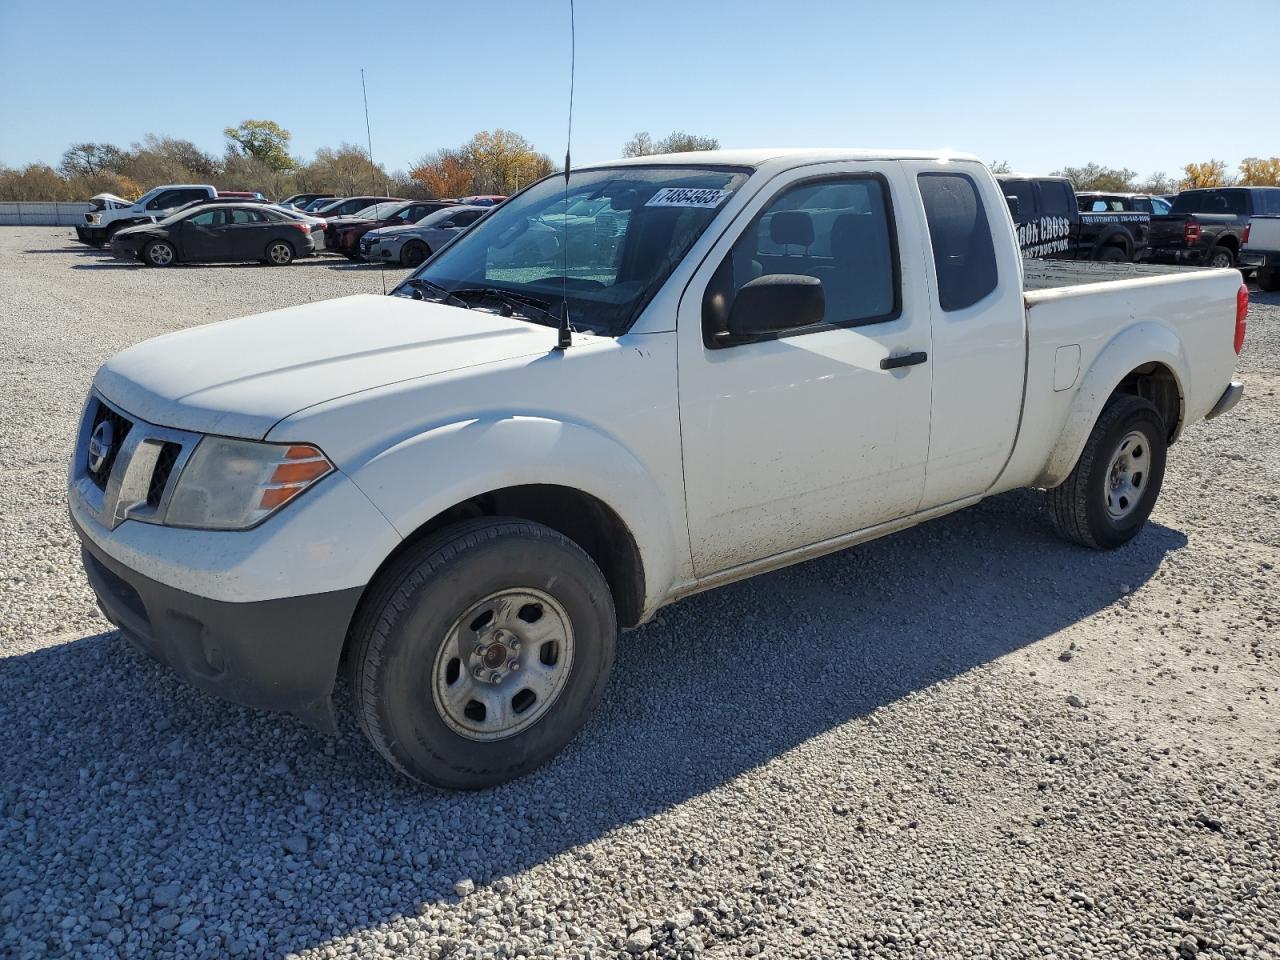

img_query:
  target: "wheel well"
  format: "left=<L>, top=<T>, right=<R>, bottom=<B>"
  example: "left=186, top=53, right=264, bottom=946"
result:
left=364, top=484, right=646, bottom=629
left=1110, top=362, right=1181, bottom=441
left=1216, top=235, right=1239, bottom=252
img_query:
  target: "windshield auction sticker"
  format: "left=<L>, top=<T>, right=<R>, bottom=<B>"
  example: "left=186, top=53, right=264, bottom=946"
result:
left=645, top=188, right=730, bottom=208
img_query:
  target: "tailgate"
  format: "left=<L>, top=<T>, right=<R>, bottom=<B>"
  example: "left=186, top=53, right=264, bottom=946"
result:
left=1147, top=215, right=1188, bottom=247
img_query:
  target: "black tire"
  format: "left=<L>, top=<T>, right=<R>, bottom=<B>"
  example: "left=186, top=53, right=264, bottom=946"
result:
left=264, top=239, right=295, bottom=266
left=1258, top=267, right=1280, bottom=292
left=350, top=518, right=616, bottom=789
left=1206, top=245, right=1235, bottom=269
left=1047, top=394, right=1167, bottom=549
left=400, top=240, right=429, bottom=268
left=1097, top=245, right=1126, bottom=262
left=142, top=240, right=176, bottom=267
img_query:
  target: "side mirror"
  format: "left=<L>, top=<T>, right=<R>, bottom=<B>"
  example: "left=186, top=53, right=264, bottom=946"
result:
left=726, top=274, right=825, bottom=339
left=1005, top=195, right=1020, bottom=218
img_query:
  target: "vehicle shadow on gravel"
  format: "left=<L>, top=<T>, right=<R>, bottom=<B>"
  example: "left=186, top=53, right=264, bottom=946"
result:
left=68, top=259, right=338, bottom=271
left=0, top=490, right=1186, bottom=957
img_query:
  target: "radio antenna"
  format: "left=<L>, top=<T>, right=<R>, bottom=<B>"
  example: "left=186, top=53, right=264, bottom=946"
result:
left=554, top=0, right=575, bottom=351
left=360, top=67, right=387, bottom=296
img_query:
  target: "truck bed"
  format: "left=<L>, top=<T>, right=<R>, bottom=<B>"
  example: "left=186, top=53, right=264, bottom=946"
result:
left=1022, top=259, right=1192, bottom=291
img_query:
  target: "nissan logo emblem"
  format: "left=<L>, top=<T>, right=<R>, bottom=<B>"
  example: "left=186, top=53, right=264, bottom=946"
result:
left=87, top=420, right=114, bottom=474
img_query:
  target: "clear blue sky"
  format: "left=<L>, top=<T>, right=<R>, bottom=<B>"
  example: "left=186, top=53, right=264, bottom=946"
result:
left=0, top=0, right=1270, bottom=179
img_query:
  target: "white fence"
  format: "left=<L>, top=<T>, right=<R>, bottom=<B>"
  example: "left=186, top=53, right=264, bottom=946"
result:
left=0, top=202, right=92, bottom=226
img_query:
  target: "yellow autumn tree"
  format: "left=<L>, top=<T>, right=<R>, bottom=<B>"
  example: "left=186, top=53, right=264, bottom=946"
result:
left=1179, top=160, right=1233, bottom=190
left=1239, top=156, right=1280, bottom=187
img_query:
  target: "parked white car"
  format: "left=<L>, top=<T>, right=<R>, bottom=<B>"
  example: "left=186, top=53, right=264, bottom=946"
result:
left=75, top=185, right=217, bottom=247
left=70, top=149, right=1247, bottom=788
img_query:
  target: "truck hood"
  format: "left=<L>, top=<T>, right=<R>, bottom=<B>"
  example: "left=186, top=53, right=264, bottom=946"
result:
left=94, top=294, right=558, bottom=438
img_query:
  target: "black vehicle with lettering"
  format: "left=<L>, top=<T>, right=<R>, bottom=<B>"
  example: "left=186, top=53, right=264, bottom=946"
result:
left=1143, top=187, right=1280, bottom=270
left=997, top=175, right=1151, bottom=262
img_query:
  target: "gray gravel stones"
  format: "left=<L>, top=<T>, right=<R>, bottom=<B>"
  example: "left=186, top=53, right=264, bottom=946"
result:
left=1, top=230, right=1279, bottom=958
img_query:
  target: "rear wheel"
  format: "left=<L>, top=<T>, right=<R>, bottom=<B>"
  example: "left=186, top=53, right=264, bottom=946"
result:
left=1206, top=245, right=1235, bottom=269
left=350, top=518, right=616, bottom=789
left=1097, top=245, right=1126, bottom=262
left=400, top=240, right=429, bottom=268
left=143, top=240, right=176, bottom=267
left=265, top=239, right=295, bottom=266
left=1047, top=394, right=1167, bottom=549
left=1258, top=267, right=1280, bottom=292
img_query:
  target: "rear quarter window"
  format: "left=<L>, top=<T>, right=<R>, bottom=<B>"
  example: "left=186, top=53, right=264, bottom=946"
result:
left=918, top=173, right=999, bottom=312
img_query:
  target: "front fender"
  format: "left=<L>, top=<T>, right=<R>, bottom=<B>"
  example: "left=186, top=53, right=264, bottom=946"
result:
left=1034, top=321, right=1188, bottom=488
left=346, top=415, right=682, bottom=617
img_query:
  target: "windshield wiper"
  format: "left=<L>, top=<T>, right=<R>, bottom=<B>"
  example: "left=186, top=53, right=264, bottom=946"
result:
left=451, top=287, right=558, bottom=328
left=401, top=277, right=470, bottom=309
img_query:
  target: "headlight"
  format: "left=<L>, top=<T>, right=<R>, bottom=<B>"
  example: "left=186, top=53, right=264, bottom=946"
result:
left=165, top=438, right=333, bottom=530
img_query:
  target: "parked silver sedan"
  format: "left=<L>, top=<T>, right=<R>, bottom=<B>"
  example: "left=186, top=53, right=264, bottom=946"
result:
left=359, top=205, right=489, bottom=267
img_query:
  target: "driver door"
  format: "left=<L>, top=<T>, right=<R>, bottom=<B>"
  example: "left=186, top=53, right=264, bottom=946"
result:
left=181, top=209, right=230, bottom=260
left=676, top=162, right=934, bottom=576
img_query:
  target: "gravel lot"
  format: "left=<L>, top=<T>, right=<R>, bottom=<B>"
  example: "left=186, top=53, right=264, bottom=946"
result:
left=1, top=227, right=1277, bottom=960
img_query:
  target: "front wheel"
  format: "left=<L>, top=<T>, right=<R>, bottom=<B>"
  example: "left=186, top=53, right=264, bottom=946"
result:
left=1206, top=245, right=1235, bottom=269
left=350, top=518, right=616, bottom=789
left=143, top=240, right=176, bottom=267
left=1097, top=245, right=1126, bottom=262
left=264, top=239, right=295, bottom=265
left=399, top=240, right=429, bottom=268
left=1047, top=394, right=1167, bottom=549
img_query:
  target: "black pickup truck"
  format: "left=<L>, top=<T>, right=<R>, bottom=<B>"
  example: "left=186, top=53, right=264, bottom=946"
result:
left=997, top=175, right=1150, bottom=261
left=1144, top=186, right=1280, bottom=269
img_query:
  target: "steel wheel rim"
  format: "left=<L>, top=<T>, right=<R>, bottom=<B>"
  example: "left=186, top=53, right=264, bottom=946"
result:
left=431, top=588, right=575, bottom=741
left=1105, top=429, right=1151, bottom=519
left=269, top=243, right=291, bottom=264
left=150, top=243, right=172, bottom=265
left=1210, top=252, right=1231, bottom=268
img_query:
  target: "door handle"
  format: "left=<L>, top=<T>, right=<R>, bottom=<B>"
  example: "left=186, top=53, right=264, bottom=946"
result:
left=880, top=351, right=928, bottom=370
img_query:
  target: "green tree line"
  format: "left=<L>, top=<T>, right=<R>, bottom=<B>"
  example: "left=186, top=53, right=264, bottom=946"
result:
left=0, top=122, right=722, bottom=202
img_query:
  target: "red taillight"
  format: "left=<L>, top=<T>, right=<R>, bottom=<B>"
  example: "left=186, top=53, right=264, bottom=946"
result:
left=290, top=222, right=310, bottom=234
left=1235, top=284, right=1248, bottom=354
left=1242, top=222, right=1251, bottom=245
left=1184, top=218, right=1201, bottom=244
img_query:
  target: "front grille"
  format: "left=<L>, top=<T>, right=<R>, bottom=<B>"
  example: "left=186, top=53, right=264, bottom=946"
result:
left=146, top=442, right=182, bottom=507
left=88, top=403, right=133, bottom=490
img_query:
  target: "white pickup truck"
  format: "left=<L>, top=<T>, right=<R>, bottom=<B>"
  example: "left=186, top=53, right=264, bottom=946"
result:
left=69, top=149, right=1248, bottom=788
left=1241, top=215, right=1280, bottom=291
left=75, top=184, right=217, bottom=247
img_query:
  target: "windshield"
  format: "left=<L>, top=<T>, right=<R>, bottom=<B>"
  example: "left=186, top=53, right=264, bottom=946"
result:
left=393, top=165, right=750, bottom=336
left=352, top=202, right=399, bottom=219
left=1171, top=190, right=1247, bottom=216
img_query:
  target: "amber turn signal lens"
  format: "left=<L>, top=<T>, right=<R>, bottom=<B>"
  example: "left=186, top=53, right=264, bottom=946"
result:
left=259, top=485, right=306, bottom=510
left=271, top=459, right=331, bottom=484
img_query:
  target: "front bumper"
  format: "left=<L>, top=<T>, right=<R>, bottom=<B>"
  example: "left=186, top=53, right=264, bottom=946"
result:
left=1205, top=380, right=1244, bottom=421
left=361, top=238, right=400, bottom=261
left=75, top=515, right=361, bottom=733
left=75, top=225, right=108, bottom=245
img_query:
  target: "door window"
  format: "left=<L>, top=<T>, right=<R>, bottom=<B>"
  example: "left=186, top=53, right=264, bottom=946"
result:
left=188, top=210, right=220, bottom=226
left=710, top=175, right=899, bottom=342
left=228, top=208, right=265, bottom=224
left=1001, top=180, right=1036, bottom=220
left=917, top=173, right=998, bottom=312
left=1040, top=180, right=1074, bottom=216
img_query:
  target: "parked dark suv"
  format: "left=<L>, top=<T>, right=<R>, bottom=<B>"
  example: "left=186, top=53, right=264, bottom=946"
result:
left=1144, top=187, right=1280, bottom=269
